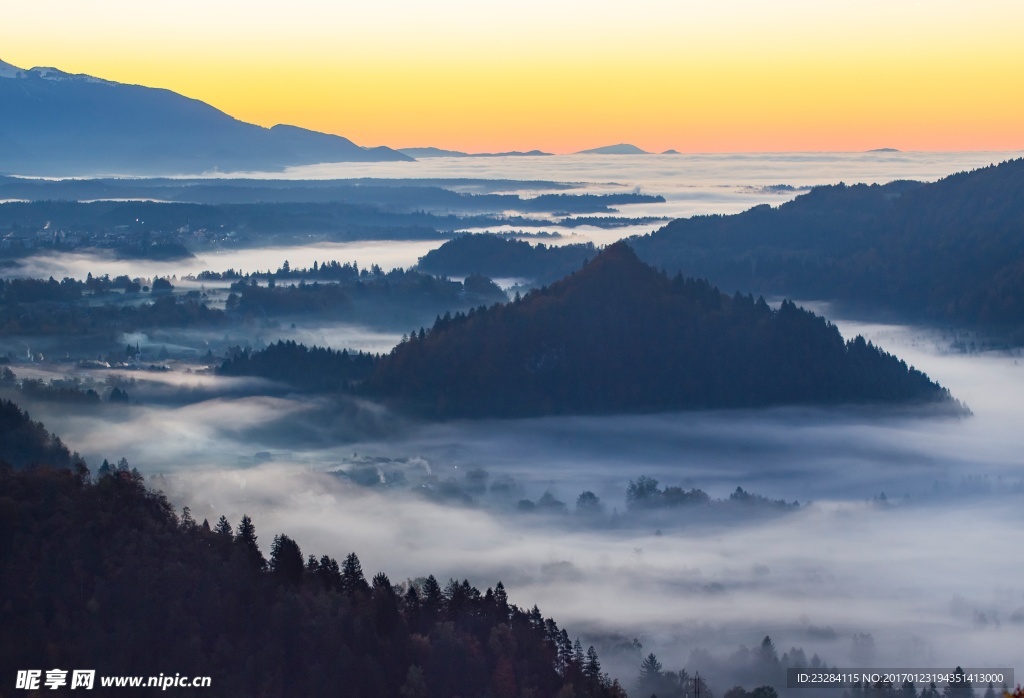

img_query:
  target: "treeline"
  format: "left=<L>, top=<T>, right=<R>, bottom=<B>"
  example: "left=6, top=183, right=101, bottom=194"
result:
left=0, top=175, right=571, bottom=204
left=219, top=341, right=377, bottom=392
left=0, top=276, right=84, bottom=303
left=0, top=177, right=656, bottom=213
left=0, top=274, right=174, bottom=302
left=0, top=193, right=660, bottom=249
left=624, top=477, right=796, bottom=512
left=0, top=398, right=80, bottom=469
left=554, top=216, right=669, bottom=229
left=195, top=259, right=377, bottom=283
left=200, top=258, right=511, bottom=302
left=1, top=367, right=131, bottom=406
left=224, top=267, right=505, bottom=318
left=0, top=463, right=627, bottom=698
left=0, top=293, right=223, bottom=336
left=219, top=266, right=506, bottom=331
left=631, top=159, right=1024, bottom=340
left=418, top=234, right=597, bottom=284
left=0, top=262, right=507, bottom=342
left=514, top=479, right=797, bottom=520
left=366, top=243, right=961, bottom=418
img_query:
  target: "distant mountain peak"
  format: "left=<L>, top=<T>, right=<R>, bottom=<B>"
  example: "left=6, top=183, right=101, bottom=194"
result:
left=576, top=143, right=650, bottom=155
left=0, top=59, right=410, bottom=175
left=0, top=60, right=112, bottom=84
left=0, top=58, right=24, bottom=78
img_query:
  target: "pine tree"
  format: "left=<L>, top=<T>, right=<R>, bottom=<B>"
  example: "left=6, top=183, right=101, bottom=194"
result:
left=179, top=506, right=197, bottom=531
left=637, top=653, right=664, bottom=696
left=494, top=580, right=509, bottom=616
left=214, top=515, right=232, bottom=538
left=317, top=555, right=341, bottom=590
left=584, top=646, right=602, bottom=681
left=404, top=584, right=420, bottom=611
left=340, top=552, right=369, bottom=594
left=268, top=533, right=304, bottom=586
left=421, top=575, right=443, bottom=610
left=234, top=514, right=264, bottom=571
left=558, top=629, right=574, bottom=674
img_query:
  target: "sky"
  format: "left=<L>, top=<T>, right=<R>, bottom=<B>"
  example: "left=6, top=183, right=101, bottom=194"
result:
left=2, top=0, right=1022, bottom=154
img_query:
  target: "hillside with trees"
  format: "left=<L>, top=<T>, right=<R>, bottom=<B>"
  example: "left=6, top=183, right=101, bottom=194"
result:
left=630, top=159, right=1024, bottom=340
left=0, top=463, right=627, bottom=698
left=418, top=234, right=597, bottom=284
left=219, top=341, right=377, bottom=392
left=363, top=243, right=960, bottom=418
left=224, top=264, right=507, bottom=328
left=0, top=398, right=80, bottom=469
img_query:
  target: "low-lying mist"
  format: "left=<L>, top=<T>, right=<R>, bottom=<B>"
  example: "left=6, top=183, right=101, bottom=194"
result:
left=22, top=315, right=1023, bottom=692
left=6, top=240, right=442, bottom=283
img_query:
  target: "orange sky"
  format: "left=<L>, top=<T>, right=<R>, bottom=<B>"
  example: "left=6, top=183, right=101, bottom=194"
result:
left=2, top=0, right=1022, bottom=153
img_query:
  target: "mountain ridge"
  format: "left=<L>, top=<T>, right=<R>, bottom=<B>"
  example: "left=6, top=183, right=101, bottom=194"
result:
left=576, top=143, right=650, bottom=155
left=0, top=58, right=411, bottom=176
left=398, top=147, right=553, bottom=158
left=631, top=158, right=1024, bottom=338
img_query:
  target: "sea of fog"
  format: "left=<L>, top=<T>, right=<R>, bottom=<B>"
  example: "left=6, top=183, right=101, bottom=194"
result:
left=9, top=152, right=1024, bottom=691
left=30, top=314, right=1024, bottom=690
left=8, top=151, right=1022, bottom=283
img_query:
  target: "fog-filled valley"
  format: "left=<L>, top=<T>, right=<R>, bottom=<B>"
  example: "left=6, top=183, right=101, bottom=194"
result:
left=3, top=152, right=1024, bottom=697
left=10, top=311, right=1022, bottom=687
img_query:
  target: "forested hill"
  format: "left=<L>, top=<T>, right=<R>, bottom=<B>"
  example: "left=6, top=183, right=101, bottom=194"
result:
left=418, top=234, right=598, bottom=284
left=0, top=398, right=79, bottom=469
left=630, top=159, right=1024, bottom=340
left=0, top=464, right=626, bottom=698
left=364, top=243, right=961, bottom=418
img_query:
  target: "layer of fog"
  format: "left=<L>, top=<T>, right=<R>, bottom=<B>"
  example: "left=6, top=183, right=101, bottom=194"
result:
left=118, top=321, right=402, bottom=358
left=5, top=240, right=441, bottom=284
left=8, top=151, right=1024, bottom=689
left=10, top=152, right=1022, bottom=284
left=267, top=150, right=1021, bottom=216
left=20, top=315, right=1023, bottom=690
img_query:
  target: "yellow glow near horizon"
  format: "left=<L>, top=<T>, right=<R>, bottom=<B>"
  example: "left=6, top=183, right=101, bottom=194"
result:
left=2, top=0, right=1022, bottom=153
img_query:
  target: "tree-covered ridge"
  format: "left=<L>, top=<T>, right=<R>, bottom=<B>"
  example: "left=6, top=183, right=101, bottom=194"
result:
left=418, top=233, right=598, bottom=284
left=364, top=243, right=961, bottom=418
left=0, top=191, right=662, bottom=259
left=0, top=180, right=658, bottom=214
left=219, top=340, right=377, bottom=392
left=0, top=260, right=506, bottom=341
left=0, top=464, right=627, bottom=698
left=224, top=264, right=507, bottom=322
left=0, top=292, right=224, bottom=336
left=631, top=159, right=1024, bottom=339
left=0, top=398, right=79, bottom=469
